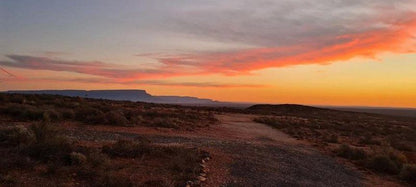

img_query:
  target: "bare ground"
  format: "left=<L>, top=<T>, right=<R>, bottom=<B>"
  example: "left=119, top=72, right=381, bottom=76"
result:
left=64, top=114, right=363, bottom=186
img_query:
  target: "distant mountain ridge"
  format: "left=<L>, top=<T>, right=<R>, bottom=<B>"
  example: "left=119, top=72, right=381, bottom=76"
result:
left=5, top=89, right=218, bottom=105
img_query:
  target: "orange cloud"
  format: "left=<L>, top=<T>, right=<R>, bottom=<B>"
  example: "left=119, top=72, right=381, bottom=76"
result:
left=1, top=14, right=415, bottom=82
left=157, top=15, right=416, bottom=75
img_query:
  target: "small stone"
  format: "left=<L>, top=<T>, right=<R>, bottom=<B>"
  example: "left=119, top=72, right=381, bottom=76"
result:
left=200, top=163, right=206, bottom=168
left=201, top=159, right=206, bottom=164
left=198, top=176, right=207, bottom=182
left=200, top=172, right=207, bottom=177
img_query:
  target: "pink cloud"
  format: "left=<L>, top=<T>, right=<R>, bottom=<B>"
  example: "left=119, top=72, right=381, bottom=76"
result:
left=1, top=13, right=415, bottom=83
left=156, top=14, right=416, bottom=75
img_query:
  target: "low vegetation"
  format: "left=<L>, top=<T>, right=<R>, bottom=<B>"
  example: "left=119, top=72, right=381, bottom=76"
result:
left=0, top=123, right=206, bottom=186
left=0, top=93, right=218, bottom=129
left=252, top=105, right=416, bottom=184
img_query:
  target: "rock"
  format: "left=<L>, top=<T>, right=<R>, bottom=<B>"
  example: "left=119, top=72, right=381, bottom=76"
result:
left=202, top=168, right=209, bottom=173
left=200, top=172, right=207, bottom=177
left=198, top=176, right=207, bottom=182
left=201, top=159, right=206, bottom=164
left=200, top=163, right=206, bottom=168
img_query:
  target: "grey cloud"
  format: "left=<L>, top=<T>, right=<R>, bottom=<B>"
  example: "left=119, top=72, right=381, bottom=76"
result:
left=18, top=77, right=266, bottom=88
left=0, top=55, right=175, bottom=79
left=160, top=0, right=415, bottom=47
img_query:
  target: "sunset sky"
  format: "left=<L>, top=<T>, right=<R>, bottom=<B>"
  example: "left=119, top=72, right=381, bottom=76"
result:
left=1, top=0, right=416, bottom=107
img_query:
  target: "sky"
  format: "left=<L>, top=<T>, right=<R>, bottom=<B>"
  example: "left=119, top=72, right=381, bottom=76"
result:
left=1, top=0, right=416, bottom=107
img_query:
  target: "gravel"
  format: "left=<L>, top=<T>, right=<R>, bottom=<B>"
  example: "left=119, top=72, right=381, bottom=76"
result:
left=64, top=128, right=362, bottom=186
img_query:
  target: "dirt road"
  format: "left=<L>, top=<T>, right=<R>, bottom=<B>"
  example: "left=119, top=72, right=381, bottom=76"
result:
left=66, top=113, right=363, bottom=186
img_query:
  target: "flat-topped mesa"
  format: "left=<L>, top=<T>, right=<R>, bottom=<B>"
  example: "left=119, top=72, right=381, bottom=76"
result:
left=7, top=89, right=153, bottom=102
left=6, top=89, right=217, bottom=104
left=84, top=90, right=152, bottom=101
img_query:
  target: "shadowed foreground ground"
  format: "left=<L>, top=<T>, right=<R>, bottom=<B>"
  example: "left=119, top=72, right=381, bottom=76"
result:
left=65, top=114, right=362, bottom=186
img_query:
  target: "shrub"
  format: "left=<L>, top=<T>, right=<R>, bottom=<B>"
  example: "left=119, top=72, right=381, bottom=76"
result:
left=388, top=151, right=407, bottom=169
left=254, top=117, right=286, bottom=129
left=359, top=135, right=381, bottom=145
left=167, top=147, right=202, bottom=185
left=87, top=152, right=109, bottom=168
left=30, top=122, right=60, bottom=143
left=390, top=141, right=413, bottom=152
left=142, top=180, right=170, bottom=187
left=9, top=95, right=25, bottom=103
left=399, top=164, right=416, bottom=182
left=367, top=155, right=401, bottom=174
left=0, top=94, right=6, bottom=102
left=336, top=144, right=367, bottom=160
left=24, top=136, right=72, bottom=162
left=365, top=150, right=407, bottom=175
left=0, top=150, right=35, bottom=172
left=75, top=106, right=105, bottom=124
left=150, top=118, right=179, bottom=128
left=0, top=125, right=35, bottom=146
left=326, top=134, right=339, bottom=143
left=61, top=109, right=75, bottom=120
left=70, top=152, right=87, bottom=165
left=93, top=172, right=134, bottom=187
left=102, top=139, right=151, bottom=158
left=23, top=123, right=73, bottom=162
left=0, top=174, right=18, bottom=185
left=42, top=110, right=62, bottom=122
left=3, top=104, right=44, bottom=121
left=105, top=111, right=129, bottom=126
